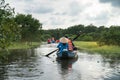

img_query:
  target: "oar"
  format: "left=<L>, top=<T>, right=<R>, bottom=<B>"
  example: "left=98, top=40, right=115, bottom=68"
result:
left=45, top=31, right=82, bottom=57
left=72, top=31, right=82, bottom=41
left=45, top=49, right=58, bottom=57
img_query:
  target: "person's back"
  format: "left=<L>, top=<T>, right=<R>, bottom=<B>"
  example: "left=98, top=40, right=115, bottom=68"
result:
left=57, top=42, right=68, bottom=53
left=57, top=37, right=68, bottom=53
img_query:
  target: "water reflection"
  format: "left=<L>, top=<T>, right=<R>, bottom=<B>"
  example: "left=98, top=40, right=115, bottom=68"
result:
left=55, top=58, right=78, bottom=80
left=0, top=49, right=37, bottom=80
left=57, top=57, right=78, bottom=70
left=74, top=53, right=120, bottom=80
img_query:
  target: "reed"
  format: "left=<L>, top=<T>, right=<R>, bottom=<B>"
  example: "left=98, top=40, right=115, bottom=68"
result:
left=74, top=41, right=120, bottom=59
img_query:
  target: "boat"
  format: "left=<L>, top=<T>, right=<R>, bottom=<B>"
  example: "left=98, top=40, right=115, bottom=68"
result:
left=56, top=56, right=78, bottom=69
left=56, top=50, right=78, bottom=59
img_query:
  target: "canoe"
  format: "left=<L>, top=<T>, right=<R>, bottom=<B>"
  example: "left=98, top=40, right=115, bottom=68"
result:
left=56, top=50, right=78, bottom=59
left=56, top=56, right=78, bottom=69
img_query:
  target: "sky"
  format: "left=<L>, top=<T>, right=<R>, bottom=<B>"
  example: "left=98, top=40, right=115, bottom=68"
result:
left=6, top=0, right=120, bottom=29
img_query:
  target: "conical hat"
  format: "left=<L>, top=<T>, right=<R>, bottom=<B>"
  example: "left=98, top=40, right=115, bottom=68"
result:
left=60, top=37, right=68, bottom=43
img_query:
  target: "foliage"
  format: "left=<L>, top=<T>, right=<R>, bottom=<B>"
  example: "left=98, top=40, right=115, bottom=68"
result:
left=99, top=26, right=120, bottom=46
left=8, top=42, right=40, bottom=50
left=43, top=24, right=120, bottom=46
left=14, top=14, right=42, bottom=42
left=74, top=41, right=120, bottom=59
left=0, top=0, right=20, bottom=49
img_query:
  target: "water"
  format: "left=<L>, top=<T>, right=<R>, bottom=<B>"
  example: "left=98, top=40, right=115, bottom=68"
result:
left=0, top=43, right=120, bottom=80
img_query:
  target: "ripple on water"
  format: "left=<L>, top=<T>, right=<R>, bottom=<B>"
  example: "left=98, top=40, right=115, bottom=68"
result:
left=0, top=44, right=120, bottom=80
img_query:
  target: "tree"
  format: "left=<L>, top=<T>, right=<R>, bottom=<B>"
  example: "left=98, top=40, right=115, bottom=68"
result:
left=14, top=14, right=42, bottom=43
left=84, top=24, right=97, bottom=33
left=0, top=0, right=20, bottom=49
left=98, top=26, right=120, bottom=46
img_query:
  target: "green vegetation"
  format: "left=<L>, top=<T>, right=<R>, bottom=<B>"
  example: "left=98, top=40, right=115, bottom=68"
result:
left=0, top=0, right=42, bottom=59
left=0, top=0, right=42, bottom=50
left=74, top=41, right=120, bottom=59
left=14, top=14, right=42, bottom=42
left=8, top=42, right=40, bottom=50
left=42, top=24, right=120, bottom=47
left=0, top=0, right=20, bottom=49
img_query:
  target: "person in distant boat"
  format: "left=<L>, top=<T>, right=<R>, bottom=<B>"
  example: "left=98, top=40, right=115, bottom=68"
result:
left=57, top=37, right=68, bottom=53
left=51, top=37, right=55, bottom=43
left=47, top=38, right=51, bottom=44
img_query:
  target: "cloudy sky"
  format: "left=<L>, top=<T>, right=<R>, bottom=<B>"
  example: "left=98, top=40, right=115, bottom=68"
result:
left=6, top=0, right=120, bottom=29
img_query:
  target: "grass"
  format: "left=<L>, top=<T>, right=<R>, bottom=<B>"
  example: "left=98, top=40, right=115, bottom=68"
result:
left=8, top=42, right=41, bottom=50
left=74, top=41, right=98, bottom=50
left=74, top=41, right=120, bottom=59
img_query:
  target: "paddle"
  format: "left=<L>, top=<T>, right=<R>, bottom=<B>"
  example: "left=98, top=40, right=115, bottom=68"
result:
left=45, top=49, right=58, bottom=57
left=72, top=31, right=82, bottom=41
left=45, top=31, right=82, bottom=57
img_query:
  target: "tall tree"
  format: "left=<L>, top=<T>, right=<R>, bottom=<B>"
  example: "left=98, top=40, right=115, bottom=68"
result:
left=0, top=0, right=20, bottom=49
left=14, top=14, right=42, bottom=42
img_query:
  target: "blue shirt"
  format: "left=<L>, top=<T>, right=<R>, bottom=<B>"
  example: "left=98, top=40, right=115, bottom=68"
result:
left=57, top=42, right=68, bottom=53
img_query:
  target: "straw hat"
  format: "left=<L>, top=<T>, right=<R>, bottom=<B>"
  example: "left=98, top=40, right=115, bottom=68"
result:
left=60, top=37, right=68, bottom=43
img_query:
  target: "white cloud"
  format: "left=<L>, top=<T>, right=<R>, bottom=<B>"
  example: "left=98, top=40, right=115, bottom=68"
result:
left=107, top=15, right=120, bottom=26
left=5, top=0, right=120, bottom=29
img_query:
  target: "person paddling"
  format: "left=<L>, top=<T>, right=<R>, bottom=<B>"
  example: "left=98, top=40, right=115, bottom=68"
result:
left=57, top=37, right=68, bottom=53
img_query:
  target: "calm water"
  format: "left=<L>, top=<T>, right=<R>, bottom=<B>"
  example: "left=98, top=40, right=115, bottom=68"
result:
left=0, top=43, right=120, bottom=80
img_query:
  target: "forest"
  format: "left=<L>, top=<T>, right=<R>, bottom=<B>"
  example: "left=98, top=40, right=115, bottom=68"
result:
left=42, top=24, right=120, bottom=46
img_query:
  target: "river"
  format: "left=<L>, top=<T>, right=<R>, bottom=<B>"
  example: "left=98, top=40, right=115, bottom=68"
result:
left=0, top=43, right=120, bottom=80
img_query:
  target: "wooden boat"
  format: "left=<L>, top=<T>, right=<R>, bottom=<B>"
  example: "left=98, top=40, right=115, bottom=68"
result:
left=56, top=50, right=78, bottom=59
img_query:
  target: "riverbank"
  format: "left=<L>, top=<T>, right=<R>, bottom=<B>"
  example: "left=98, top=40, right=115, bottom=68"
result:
left=8, top=42, right=41, bottom=50
left=0, top=42, right=41, bottom=60
left=74, top=41, right=120, bottom=59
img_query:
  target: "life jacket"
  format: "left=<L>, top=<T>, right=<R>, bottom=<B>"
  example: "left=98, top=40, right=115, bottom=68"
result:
left=47, top=39, right=51, bottom=43
left=68, top=39, right=73, bottom=51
